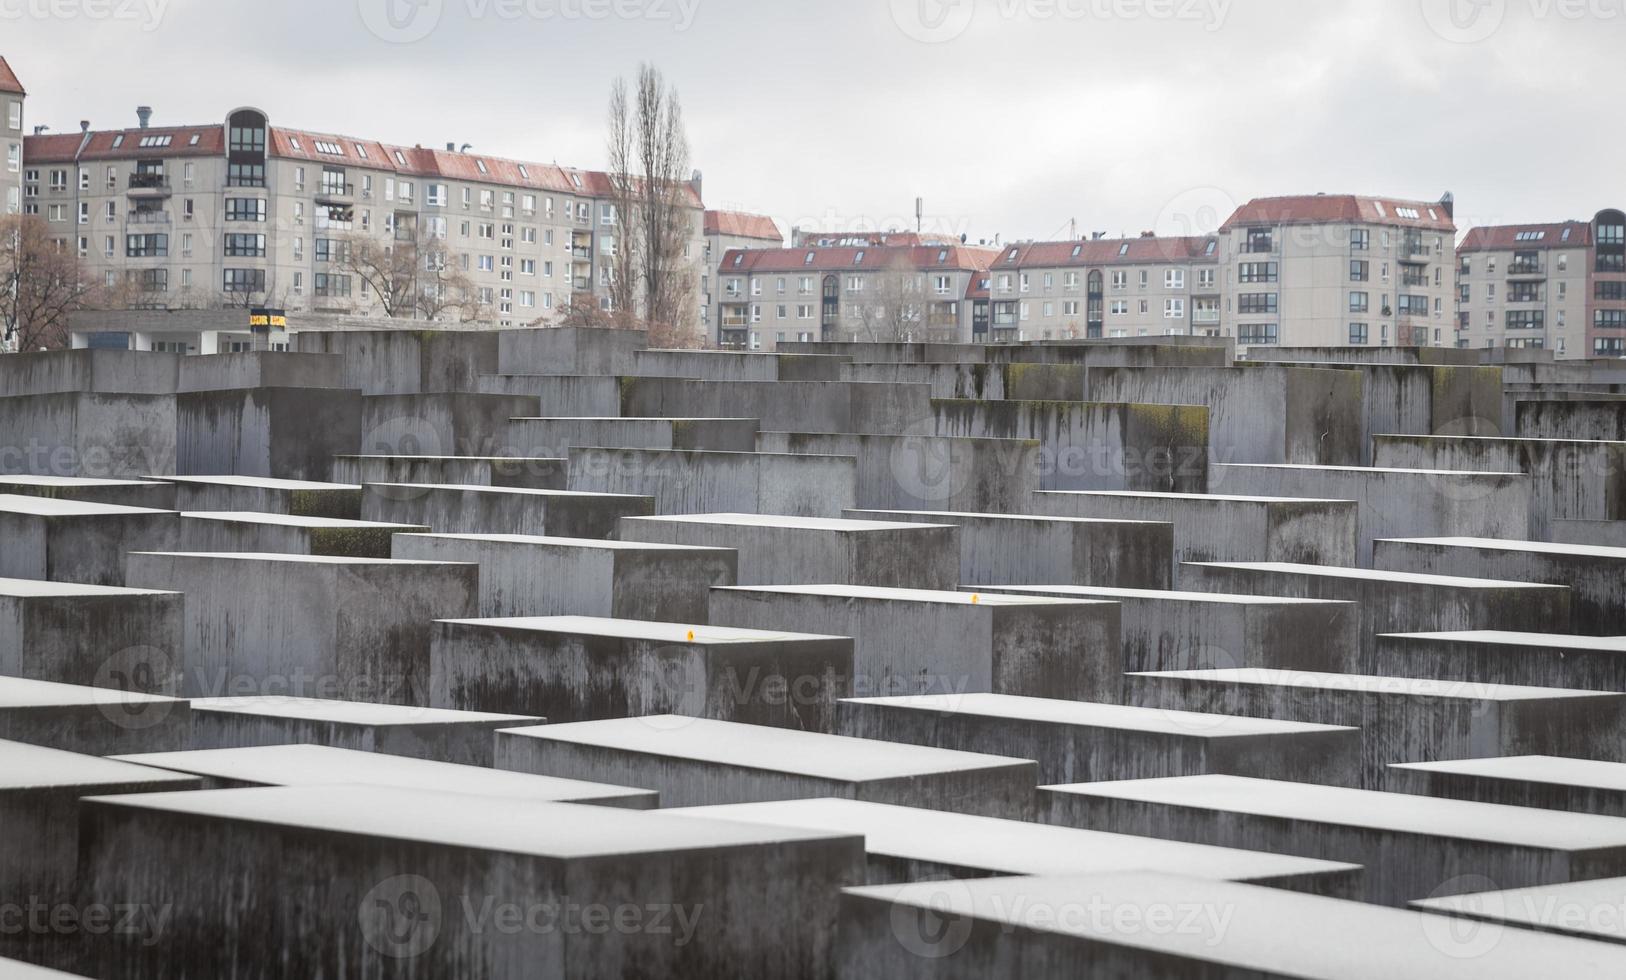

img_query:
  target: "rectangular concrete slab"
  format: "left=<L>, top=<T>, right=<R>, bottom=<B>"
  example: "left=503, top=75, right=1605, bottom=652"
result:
left=670, top=797, right=1362, bottom=895
left=0, top=578, right=182, bottom=691
left=76, top=784, right=863, bottom=979
left=112, top=743, right=656, bottom=808
left=187, top=695, right=541, bottom=766
left=331, top=454, right=567, bottom=491
left=1389, top=755, right=1626, bottom=816
left=1042, top=774, right=1626, bottom=906
left=0, top=476, right=176, bottom=510
left=1375, top=631, right=1626, bottom=691
left=177, top=512, right=430, bottom=558
left=708, top=584, right=1122, bottom=702
left=1414, top=876, right=1626, bottom=946
left=431, top=616, right=853, bottom=730
left=505, top=417, right=760, bottom=456
left=176, top=387, right=362, bottom=482
left=0, top=495, right=179, bottom=587
left=495, top=715, right=1039, bottom=818
left=618, top=513, right=960, bottom=589
left=393, top=532, right=735, bottom=622
left=836, top=692, right=1360, bottom=786
left=756, top=430, right=1043, bottom=514
left=0, top=391, right=178, bottom=480
left=570, top=447, right=859, bottom=518
left=0, top=677, right=188, bottom=756
left=152, top=475, right=363, bottom=520
left=844, top=508, right=1173, bottom=589
left=363, top=483, right=654, bottom=539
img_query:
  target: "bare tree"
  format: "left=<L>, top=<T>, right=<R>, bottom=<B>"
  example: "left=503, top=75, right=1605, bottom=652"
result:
left=848, top=253, right=924, bottom=343
left=338, top=229, right=479, bottom=321
left=0, top=215, right=94, bottom=351
left=605, top=63, right=701, bottom=345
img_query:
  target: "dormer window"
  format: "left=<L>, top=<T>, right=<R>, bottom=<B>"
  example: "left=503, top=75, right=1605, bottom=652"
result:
left=393, top=150, right=406, bottom=166
left=854, top=250, right=865, bottom=264
left=1006, top=248, right=1019, bottom=262
left=1071, top=244, right=1083, bottom=258
left=314, top=140, right=343, bottom=155
left=1119, top=242, right=1130, bottom=256
left=188, top=134, right=200, bottom=146
left=804, top=252, right=815, bottom=265
left=518, top=164, right=529, bottom=179
left=289, top=136, right=302, bottom=151
left=476, top=159, right=489, bottom=175
left=354, top=144, right=369, bottom=159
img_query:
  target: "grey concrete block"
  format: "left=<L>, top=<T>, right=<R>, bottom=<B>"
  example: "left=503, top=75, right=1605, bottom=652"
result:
left=495, top=715, right=1039, bottom=818
left=1375, top=631, right=1626, bottom=691
left=332, top=454, right=567, bottom=491
left=671, top=798, right=1362, bottom=896
left=76, top=784, right=857, bottom=979
left=1040, top=774, right=1626, bottom=907
left=981, top=585, right=1361, bottom=674
left=755, top=431, right=1042, bottom=514
left=0, top=496, right=178, bottom=586
left=187, top=696, right=540, bottom=766
left=360, top=392, right=540, bottom=459
left=621, top=378, right=934, bottom=435
left=1518, top=400, right=1626, bottom=442
left=1030, top=489, right=1359, bottom=567
left=506, top=417, right=761, bottom=456
left=0, top=677, right=188, bottom=756
left=0, top=349, right=179, bottom=396
left=477, top=374, right=621, bottom=416
left=154, top=475, right=363, bottom=519
left=176, top=387, right=362, bottom=482
left=1374, top=537, right=1626, bottom=635
left=837, top=871, right=1626, bottom=977
left=1553, top=519, right=1626, bottom=548
left=124, top=552, right=478, bottom=706
left=844, top=508, right=1173, bottom=588
left=618, top=514, right=960, bottom=589
left=1180, top=562, right=1573, bottom=669
left=496, top=326, right=647, bottom=376
left=570, top=448, right=859, bottom=518
left=113, top=743, right=656, bottom=808
left=836, top=693, right=1359, bottom=786
left=175, top=352, right=343, bottom=393
left=0, top=477, right=176, bottom=510
left=1415, top=876, right=1626, bottom=948
left=0, top=392, right=177, bottom=479
left=296, top=329, right=502, bottom=395
left=708, top=585, right=1122, bottom=702
left=1282, top=362, right=1504, bottom=464
left=1212, top=463, right=1531, bottom=565
left=0, top=579, right=182, bottom=691
left=363, top=484, right=653, bottom=539
left=432, top=616, right=852, bottom=730
left=177, top=512, right=429, bottom=558
left=1390, top=756, right=1626, bottom=816
left=1122, top=668, right=1626, bottom=789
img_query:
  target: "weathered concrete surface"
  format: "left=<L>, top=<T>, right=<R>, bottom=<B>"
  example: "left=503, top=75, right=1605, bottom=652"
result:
left=756, top=431, right=1043, bottom=514
left=844, top=508, right=1173, bottom=589
left=359, top=392, right=540, bottom=459
left=76, top=784, right=859, bottom=979
left=295, top=328, right=503, bottom=395
left=1211, top=463, right=1531, bottom=565
left=188, top=696, right=541, bottom=766
left=392, top=532, right=736, bottom=622
left=1248, top=345, right=1481, bottom=366
left=0, top=392, right=177, bottom=478
left=1414, top=876, right=1626, bottom=947
left=1552, top=519, right=1626, bottom=548
left=1271, top=361, right=1504, bottom=464
left=837, top=871, right=1626, bottom=977
left=495, top=715, right=1039, bottom=818
left=621, top=378, right=934, bottom=435
left=431, top=616, right=853, bottom=730
left=708, top=585, right=1122, bottom=702
left=175, top=387, right=362, bottom=482
left=331, top=454, right=567, bottom=491
left=176, top=512, right=429, bottom=558
left=1180, top=562, right=1574, bottom=669
left=1089, top=364, right=1366, bottom=466
left=506, top=417, right=760, bottom=456
left=980, top=585, right=1361, bottom=674
left=496, top=326, right=647, bottom=376
left=0, top=349, right=179, bottom=395
left=1122, top=668, right=1626, bottom=788
left=362, top=484, right=654, bottom=539
left=476, top=374, right=621, bottom=416
left=569, top=448, right=859, bottom=518
left=153, top=475, right=363, bottom=520
left=1518, top=399, right=1626, bottom=442
left=671, top=798, right=1362, bottom=895
left=619, top=514, right=960, bottom=589
left=1372, top=434, right=1626, bottom=540
left=112, top=744, right=657, bottom=808
left=0, top=578, right=182, bottom=691
left=0, top=477, right=176, bottom=510
left=1375, top=631, right=1626, bottom=691
left=933, top=398, right=1210, bottom=492
left=1030, top=490, right=1359, bottom=567
left=0, top=677, right=188, bottom=756
left=175, top=352, right=343, bottom=393
left=1041, top=774, right=1626, bottom=907
left=125, top=552, right=478, bottom=706
left=0, top=496, right=179, bottom=586
left=1390, top=756, right=1626, bottom=816
left=836, top=693, right=1360, bottom=786
left=630, top=349, right=852, bottom=382
left=1374, top=537, right=1626, bottom=635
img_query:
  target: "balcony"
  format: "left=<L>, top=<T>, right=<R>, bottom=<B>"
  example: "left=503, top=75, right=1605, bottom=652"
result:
left=720, top=314, right=750, bottom=328
left=126, top=173, right=171, bottom=197
left=315, top=182, right=354, bottom=205
left=572, top=247, right=591, bottom=260
left=573, top=277, right=591, bottom=291
left=1193, top=309, right=1220, bottom=325
left=126, top=210, right=170, bottom=225
left=1506, top=261, right=1545, bottom=278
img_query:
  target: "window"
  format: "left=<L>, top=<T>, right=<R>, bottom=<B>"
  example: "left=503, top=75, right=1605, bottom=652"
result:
left=1597, top=310, right=1626, bottom=329
left=1351, top=229, right=1370, bottom=251
left=1350, top=260, right=1369, bottom=282
left=1238, top=293, right=1278, bottom=315
left=223, top=233, right=267, bottom=257
left=314, top=273, right=352, bottom=297
left=6, top=101, right=18, bottom=130
left=1245, top=228, right=1273, bottom=253
left=125, top=234, right=168, bottom=258
left=1348, top=291, right=1369, bottom=313
left=1238, top=262, right=1278, bottom=283
left=225, top=198, right=267, bottom=222
left=427, top=184, right=447, bottom=207
left=1598, top=282, right=1626, bottom=302
left=314, top=140, right=344, bottom=155
left=1237, top=323, right=1279, bottom=345
left=223, top=269, right=266, bottom=292
left=230, top=124, right=266, bottom=153
left=1110, top=300, right=1128, bottom=315
left=1164, top=298, right=1185, bottom=319
left=228, top=163, right=265, bottom=187
left=1164, top=269, right=1184, bottom=290
left=1505, top=310, right=1545, bottom=330
left=1348, top=322, right=1369, bottom=345
left=128, top=268, right=168, bottom=292
left=314, top=238, right=349, bottom=263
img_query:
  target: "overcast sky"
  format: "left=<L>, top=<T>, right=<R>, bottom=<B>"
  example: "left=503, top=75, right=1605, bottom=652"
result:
left=5, top=0, right=1619, bottom=243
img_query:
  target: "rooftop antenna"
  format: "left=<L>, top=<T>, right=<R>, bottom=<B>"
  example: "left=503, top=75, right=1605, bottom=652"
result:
left=915, top=197, right=923, bottom=234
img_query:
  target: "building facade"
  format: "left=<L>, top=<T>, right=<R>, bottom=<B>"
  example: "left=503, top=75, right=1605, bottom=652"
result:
left=1, top=57, right=23, bottom=219
left=1218, top=194, right=1458, bottom=351
left=1456, top=211, right=1626, bottom=358
left=715, top=244, right=997, bottom=350
left=702, top=209, right=781, bottom=339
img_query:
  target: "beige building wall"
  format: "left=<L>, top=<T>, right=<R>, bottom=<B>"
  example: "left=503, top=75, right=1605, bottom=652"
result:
left=2, top=89, right=20, bottom=218
left=1457, top=244, right=1589, bottom=356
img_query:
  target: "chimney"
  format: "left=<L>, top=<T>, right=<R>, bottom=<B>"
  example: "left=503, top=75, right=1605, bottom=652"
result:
left=136, top=106, right=152, bottom=129
left=31, top=125, right=47, bottom=135
left=446, top=142, right=456, bottom=151
left=79, top=120, right=90, bottom=133
left=1439, top=191, right=1455, bottom=219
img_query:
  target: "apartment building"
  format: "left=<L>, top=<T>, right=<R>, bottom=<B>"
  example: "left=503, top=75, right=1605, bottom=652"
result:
left=1218, top=194, right=1457, bottom=351
left=15, top=85, right=706, bottom=334
left=1, top=57, right=23, bottom=219
left=715, top=244, right=997, bottom=350
left=701, top=210, right=781, bottom=337
left=987, top=235, right=1223, bottom=341
left=1456, top=210, right=1626, bottom=358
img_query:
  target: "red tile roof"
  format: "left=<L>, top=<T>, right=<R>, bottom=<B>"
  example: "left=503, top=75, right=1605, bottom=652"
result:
left=997, top=236, right=1219, bottom=268
left=1222, top=194, right=1456, bottom=232
left=705, top=210, right=782, bottom=242
left=1458, top=221, right=1593, bottom=253
left=792, top=230, right=957, bottom=248
left=24, top=126, right=223, bottom=162
left=720, top=244, right=999, bottom=275
left=0, top=57, right=24, bottom=96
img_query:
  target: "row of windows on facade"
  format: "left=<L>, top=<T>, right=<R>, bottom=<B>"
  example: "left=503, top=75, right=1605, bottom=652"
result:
left=112, top=266, right=559, bottom=310
left=1461, top=251, right=1626, bottom=276
left=1456, top=280, right=1626, bottom=303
